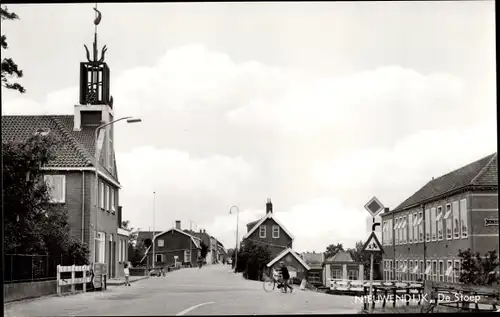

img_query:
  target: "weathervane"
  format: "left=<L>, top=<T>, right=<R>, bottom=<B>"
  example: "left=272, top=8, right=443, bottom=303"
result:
left=84, top=3, right=107, bottom=64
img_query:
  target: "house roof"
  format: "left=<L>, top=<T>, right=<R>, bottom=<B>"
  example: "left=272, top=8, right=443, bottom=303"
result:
left=153, top=228, right=201, bottom=249
left=266, top=248, right=311, bottom=270
left=243, top=213, right=295, bottom=240
left=393, top=152, right=497, bottom=212
left=325, top=251, right=354, bottom=263
left=1, top=115, right=118, bottom=183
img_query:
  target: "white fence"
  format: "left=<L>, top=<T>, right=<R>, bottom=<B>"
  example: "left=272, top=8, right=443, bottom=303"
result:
left=329, top=279, right=422, bottom=292
left=56, top=265, right=92, bottom=295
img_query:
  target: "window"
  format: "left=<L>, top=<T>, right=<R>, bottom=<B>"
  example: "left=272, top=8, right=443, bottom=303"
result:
left=44, top=175, right=66, bottom=203
left=100, top=181, right=105, bottom=208
left=409, top=260, right=413, bottom=280
left=430, top=207, right=436, bottom=241
left=331, top=268, right=342, bottom=279
left=394, top=218, right=399, bottom=245
left=454, top=260, right=461, bottom=283
left=395, top=260, right=399, bottom=280
left=119, top=239, right=122, bottom=262
left=404, top=260, right=408, bottom=281
left=110, top=188, right=116, bottom=213
left=459, top=199, right=468, bottom=238
left=425, top=260, right=431, bottom=281
left=104, top=185, right=109, bottom=211
left=432, top=261, right=437, bottom=281
left=184, top=249, right=191, bottom=263
left=95, top=232, right=105, bottom=263
left=418, top=211, right=423, bottom=242
left=259, top=225, right=266, bottom=238
left=157, top=239, right=164, bottom=247
left=446, top=260, right=453, bottom=283
left=348, top=270, right=358, bottom=280
left=388, top=219, right=393, bottom=245
left=272, top=225, right=280, bottom=238
left=402, top=216, right=407, bottom=244
left=382, top=221, right=386, bottom=245
left=425, top=209, right=431, bottom=242
left=156, top=254, right=163, bottom=263
left=419, top=260, right=424, bottom=281
left=452, top=201, right=460, bottom=239
left=436, top=206, right=443, bottom=240
left=408, top=214, right=413, bottom=243
left=389, top=260, right=393, bottom=280
left=445, top=203, right=452, bottom=240
left=413, top=212, right=418, bottom=244
left=439, top=260, right=444, bottom=282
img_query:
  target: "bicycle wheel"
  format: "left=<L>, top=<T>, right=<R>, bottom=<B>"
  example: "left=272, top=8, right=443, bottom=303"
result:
left=263, top=277, right=275, bottom=292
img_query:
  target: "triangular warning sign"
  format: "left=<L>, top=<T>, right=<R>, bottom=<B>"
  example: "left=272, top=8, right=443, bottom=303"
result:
left=362, top=232, right=384, bottom=253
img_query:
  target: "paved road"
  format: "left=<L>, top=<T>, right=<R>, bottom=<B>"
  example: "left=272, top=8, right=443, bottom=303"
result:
left=4, top=265, right=361, bottom=316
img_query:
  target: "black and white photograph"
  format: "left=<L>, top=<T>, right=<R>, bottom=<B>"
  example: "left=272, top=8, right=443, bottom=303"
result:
left=2, top=1, right=498, bottom=315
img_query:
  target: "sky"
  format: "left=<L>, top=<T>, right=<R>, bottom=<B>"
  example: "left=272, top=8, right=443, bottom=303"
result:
left=1, top=2, right=496, bottom=252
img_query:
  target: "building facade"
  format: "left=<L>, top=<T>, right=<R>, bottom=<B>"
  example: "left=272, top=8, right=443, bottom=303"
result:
left=266, top=248, right=310, bottom=280
left=323, top=251, right=364, bottom=284
left=381, top=153, right=498, bottom=283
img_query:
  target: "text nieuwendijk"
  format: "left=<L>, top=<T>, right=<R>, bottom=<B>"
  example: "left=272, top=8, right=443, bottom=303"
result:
left=354, top=293, right=481, bottom=304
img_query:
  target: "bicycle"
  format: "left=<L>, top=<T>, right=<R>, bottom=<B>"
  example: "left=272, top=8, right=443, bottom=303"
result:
left=262, top=273, right=293, bottom=293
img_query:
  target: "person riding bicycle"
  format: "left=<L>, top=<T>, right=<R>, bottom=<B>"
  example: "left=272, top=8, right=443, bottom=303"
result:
left=279, top=261, right=293, bottom=293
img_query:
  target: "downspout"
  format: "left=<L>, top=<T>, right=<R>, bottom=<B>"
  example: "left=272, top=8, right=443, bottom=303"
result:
left=82, top=171, right=85, bottom=242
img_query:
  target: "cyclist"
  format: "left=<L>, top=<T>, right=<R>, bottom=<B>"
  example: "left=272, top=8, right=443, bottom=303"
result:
left=279, top=261, right=292, bottom=293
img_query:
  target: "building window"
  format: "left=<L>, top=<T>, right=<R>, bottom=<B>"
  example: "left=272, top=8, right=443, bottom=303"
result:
left=104, top=185, right=109, bottom=211
left=156, top=254, right=163, bottom=263
left=95, top=232, right=105, bottom=263
left=184, top=249, right=191, bottom=263
left=430, top=207, right=436, bottom=241
left=452, top=201, right=460, bottom=239
left=348, top=270, right=358, bottom=280
left=432, top=261, right=437, bottom=281
left=394, top=218, right=399, bottom=245
left=119, top=239, right=122, bottom=262
left=331, top=268, right=342, bottom=279
left=408, top=214, right=413, bottom=243
left=44, top=175, right=66, bottom=203
left=425, top=260, right=431, bottom=281
left=100, top=181, right=105, bottom=209
left=272, top=225, right=280, bottom=238
left=409, top=260, right=413, bottom=280
left=259, top=225, right=266, bottom=238
left=454, top=260, right=461, bottom=283
left=446, top=260, right=453, bottom=283
left=413, top=212, right=418, bottom=244
left=404, top=260, right=408, bottom=281
left=110, top=188, right=116, bottom=213
left=459, top=199, right=468, bottom=238
left=439, top=260, right=444, bottom=282
left=419, top=260, right=424, bottom=281
left=158, top=239, right=164, bottom=247
left=402, top=216, right=407, bottom=244
left=395, top=260, right=399, bottom=280
left=436, top=206, right=443, bottom=241
left=389, top=260, right=393, bottom=280
left=388, top=219, right=393, bottom=245
left=425, top=209, right=430, bottom=242
left=445, top=203, right=452, bottom=240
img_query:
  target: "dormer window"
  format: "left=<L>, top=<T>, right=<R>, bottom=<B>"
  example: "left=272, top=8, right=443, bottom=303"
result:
left=34, top=128, right=51, bottom=136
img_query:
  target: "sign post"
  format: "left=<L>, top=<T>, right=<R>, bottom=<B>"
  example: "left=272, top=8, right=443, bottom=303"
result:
left=362, top=197, right=385, bottom=312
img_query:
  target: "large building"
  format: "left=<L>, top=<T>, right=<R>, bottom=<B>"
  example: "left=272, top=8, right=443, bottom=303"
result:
left=2, top=14, right=127, bottom=278
left=381, top=153, right=498, bottom=283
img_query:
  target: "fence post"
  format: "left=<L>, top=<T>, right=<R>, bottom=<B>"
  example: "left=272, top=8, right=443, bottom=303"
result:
left=57, top=265, right=61, bottom=295
left=71, top=264, right=76, bottom=293
left=83, top=265, right=87, bottom=293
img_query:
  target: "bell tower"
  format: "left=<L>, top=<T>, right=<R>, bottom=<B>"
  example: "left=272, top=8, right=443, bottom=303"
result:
left=74, top=4, right=114, bottom=131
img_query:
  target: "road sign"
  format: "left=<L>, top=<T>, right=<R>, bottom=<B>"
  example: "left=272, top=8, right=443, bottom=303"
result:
left=364, top=197, right=385, bottom=218
left=362, top=232, right=384, bottom=253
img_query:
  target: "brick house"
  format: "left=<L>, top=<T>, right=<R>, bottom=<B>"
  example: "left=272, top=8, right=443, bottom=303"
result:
left=242, top=199, right=294, bottom=259
left=266, top=248, right=311, bottom=280
left=142, top=221, right=201, bottom=267
left=380, top=153, right=498, bottom=283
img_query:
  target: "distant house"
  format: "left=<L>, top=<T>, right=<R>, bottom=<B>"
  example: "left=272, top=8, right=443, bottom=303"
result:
left=183, top=229, right=218, bottom=265
left=216, top=240, right=227, bottom=262
left=242, top=199, right=294, bottom=259
left=323, top=251, right=364, bottom=284
left=266, top=248, right=311, bottom=280
left=301, top=252, right=325, bottom=285
left=142, top=221, right=201, bottom=267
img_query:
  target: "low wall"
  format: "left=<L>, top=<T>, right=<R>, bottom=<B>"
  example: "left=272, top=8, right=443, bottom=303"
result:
left=4, top=280, right=57, bottom=303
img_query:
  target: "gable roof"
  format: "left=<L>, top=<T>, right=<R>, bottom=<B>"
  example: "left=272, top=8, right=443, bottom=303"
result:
left=153, top=228, right=201, bottom=249
left=2, top=115, right=118, bottom=183
left=325, top=251, right=354, bottom=263
left=266, top=248, right=311, bottom=270
left=393, top=153, right=497, bottom=212
left=243, top=213, right=294, bottom=240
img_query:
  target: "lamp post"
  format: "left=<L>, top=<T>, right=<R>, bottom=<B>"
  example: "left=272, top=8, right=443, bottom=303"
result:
left=94, top=116, right=141, bottom=263
left=229, top=206, right=240, bottom=273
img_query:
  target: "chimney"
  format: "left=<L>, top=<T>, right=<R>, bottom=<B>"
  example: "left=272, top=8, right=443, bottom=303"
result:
left=175, top=220, right=181, bottom=230
left=199, top=229, right=202, bottom=233
left=203, top=229, right=206, bottom=234
left=266, top=198, right=273, bottom=214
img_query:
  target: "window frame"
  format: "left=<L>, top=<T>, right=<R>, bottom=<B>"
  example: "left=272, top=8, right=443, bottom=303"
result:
left=110, top=187, right=116, bottom=213
left=425, top=260, right=431, bottom=281
left=156, top=253, right=163, bottom=263
left=272, top=225, right=280, bottom=239
left=446, top=260, right=453, bottom=283
left=436, top=206, right=443, bottom=241
left=394, top=218, right=399, bottom=245
left=409, top=260, right=414, bottom=280
left=99, top=181, right=105, bottom=209
left=439, top=260, right=444, bottom=282
left=331, top=268, right=342, bottom=279
left=430, top=207, right=437, bottom=241
left=259, top=225, right=266, bottom=238
left=419, top=260, right=424, bottom=281
left=157, top=239, right=164, bottom=247
left=445, top=203, right=453, bottom=240
left=425, top=209, right=431, bottom=242
left=454, top=260, right=461, bottom=283
left=95, top=231, right=105, bottom=263
left=432, top=260, right=437, bottom=281
left=413, top=212, right=418, bottom=244
left=184, top=249, right=191, bottom=263
left=408, top=214, right=413, bottom=243
left=104, top=185, right=109, bottom=212
left=418, top=211, right=424, bottom=242
left=459, top=199, right=468, bottom=238
left=44, top=174, right=66, bottom=204
left=348, top=269, right=358, bottom=280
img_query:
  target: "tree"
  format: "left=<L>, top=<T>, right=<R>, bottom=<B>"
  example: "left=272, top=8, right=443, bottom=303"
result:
left=3, top=134, right=89, bottom=262
left=121, top=220, right=138, bottom=246
left=234, top=240, right=271, bottom=281
left=325, top=243, right=345, bottom=260
left=200, top=241, right=208, bottom=259
left=1, top=6, right=25, bottom=94
left=347, top=241, right=382, bottom=280
left=458, top=249, right=500, bottom=286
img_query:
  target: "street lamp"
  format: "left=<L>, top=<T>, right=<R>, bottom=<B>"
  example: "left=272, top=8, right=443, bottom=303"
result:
left=94, top=116, right=141, bottom=263
left=229, top=205, right=240, bottom=273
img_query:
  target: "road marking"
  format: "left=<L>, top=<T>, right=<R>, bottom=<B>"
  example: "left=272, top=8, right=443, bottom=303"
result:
left=176, top=302, right=215, bottom=316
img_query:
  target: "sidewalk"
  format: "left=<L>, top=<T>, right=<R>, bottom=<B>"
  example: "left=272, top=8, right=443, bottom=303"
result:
left=107, top=275, right=149, bottom=286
